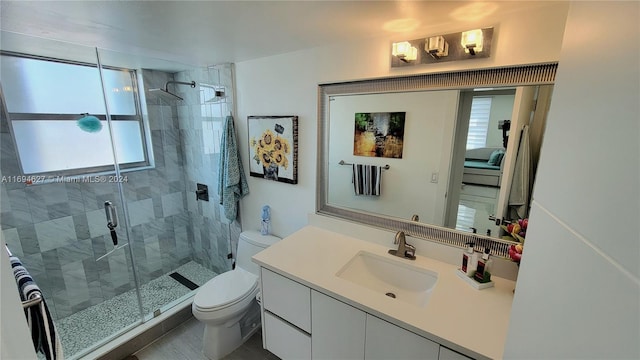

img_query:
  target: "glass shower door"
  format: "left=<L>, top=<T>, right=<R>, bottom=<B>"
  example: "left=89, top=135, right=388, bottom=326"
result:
left=96, top=48, right=221, bottom=321
left=0, top=32, right=143, bottom=359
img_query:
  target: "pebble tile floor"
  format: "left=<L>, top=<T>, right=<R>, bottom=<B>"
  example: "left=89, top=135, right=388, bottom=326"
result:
left=52, top=261, right=217, bottom=359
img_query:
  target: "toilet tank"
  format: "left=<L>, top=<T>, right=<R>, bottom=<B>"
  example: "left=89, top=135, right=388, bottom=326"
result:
left=236, top=230, right=281, bottom=275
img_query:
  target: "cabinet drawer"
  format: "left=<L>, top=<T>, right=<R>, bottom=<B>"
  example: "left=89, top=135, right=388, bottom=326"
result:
left=261, top=268, right=311, bottom=333
left=264, top=312, right=311, bottom=360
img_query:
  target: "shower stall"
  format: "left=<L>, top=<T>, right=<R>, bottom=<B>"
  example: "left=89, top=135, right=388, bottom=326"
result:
left=0, top=32, right=239, bottom=359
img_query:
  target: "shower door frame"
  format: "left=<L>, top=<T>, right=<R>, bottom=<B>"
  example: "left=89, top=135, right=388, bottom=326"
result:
left=0, top=47, right=149, bottom=359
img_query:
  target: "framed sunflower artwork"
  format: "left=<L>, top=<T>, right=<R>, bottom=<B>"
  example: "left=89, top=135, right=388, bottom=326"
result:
left=248, top=115, right=298, bottom=184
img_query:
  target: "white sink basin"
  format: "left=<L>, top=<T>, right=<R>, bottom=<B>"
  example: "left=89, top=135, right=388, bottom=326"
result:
left=336, top=251, right=438, bottom=307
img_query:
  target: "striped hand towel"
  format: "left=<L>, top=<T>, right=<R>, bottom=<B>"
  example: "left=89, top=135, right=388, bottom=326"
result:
left=11, top=255, right=63, bottom=360
left=352, top=164, right=382, bottom=196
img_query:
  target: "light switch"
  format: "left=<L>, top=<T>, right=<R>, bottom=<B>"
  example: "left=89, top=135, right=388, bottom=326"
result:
left=431, top=172, right=439, bottom=183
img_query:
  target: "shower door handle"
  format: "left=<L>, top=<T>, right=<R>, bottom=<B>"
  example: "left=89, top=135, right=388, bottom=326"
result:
left=104, top=201, right=119, bottom=246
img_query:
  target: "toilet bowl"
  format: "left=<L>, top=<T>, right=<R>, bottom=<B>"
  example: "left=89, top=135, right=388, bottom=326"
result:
left=192, top=231, right=281, bottom=360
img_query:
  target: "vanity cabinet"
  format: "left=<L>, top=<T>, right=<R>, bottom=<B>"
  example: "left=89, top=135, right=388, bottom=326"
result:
left=365, top=314, right=440, bottom=359
left=260, top=268, right=311, bottom=359
left=263, top=312, right=311, bottom=360
left=311, top=290, right=366, bottom=359
left=439, top=346, right=474, bottom=360
left=260, top=267, right=475, bottom=360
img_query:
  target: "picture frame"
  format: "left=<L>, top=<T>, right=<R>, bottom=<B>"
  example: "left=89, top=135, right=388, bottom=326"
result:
left=248, top=115, right=298, bottom=184
left=353, top=112, right=406, bottom=158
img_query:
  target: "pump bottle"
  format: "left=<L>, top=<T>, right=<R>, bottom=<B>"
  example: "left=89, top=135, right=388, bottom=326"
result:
left=474, top=248, right=493, bottom=283
left=461, top=243, right=477, bottom=277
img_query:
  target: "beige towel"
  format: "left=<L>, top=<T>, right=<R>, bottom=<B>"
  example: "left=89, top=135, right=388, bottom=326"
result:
left=509, top=125, right=532, bottom=219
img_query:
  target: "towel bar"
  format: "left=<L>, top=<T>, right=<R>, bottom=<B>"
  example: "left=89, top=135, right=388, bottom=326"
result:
left=22, top=294, right=43, bottom=309
left=339, top=160, right=390, bottom=170
left=5, top=246, right=44, bottom=309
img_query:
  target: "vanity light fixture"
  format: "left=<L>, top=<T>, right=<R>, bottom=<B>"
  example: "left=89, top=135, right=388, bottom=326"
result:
left=391, top=41, right=418, bottom=62
left=461, top=29, right=484, bottom=55
left=426, top=36, right=449, bottom=60
left=390, top=27, right=492, bottom=68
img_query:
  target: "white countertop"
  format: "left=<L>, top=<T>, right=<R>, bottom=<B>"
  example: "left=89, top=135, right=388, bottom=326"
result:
left=252, top=225, right=515, bottom=360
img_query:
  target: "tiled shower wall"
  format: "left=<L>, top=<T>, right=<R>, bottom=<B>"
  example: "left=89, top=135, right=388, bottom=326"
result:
left=144, top=65, right=240, bottom=275
left=178, top=66, right=243, bottom=269
left=0, top=64, right=238, bottom=320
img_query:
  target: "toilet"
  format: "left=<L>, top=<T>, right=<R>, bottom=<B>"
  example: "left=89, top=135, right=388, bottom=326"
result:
left=192, top=230, right=281, bottom=360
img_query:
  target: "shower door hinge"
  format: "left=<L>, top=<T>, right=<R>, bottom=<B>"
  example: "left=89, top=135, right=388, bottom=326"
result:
left=153, top=309, right=162, bottom=318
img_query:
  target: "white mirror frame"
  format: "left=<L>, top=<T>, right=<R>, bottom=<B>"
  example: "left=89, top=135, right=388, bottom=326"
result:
left=316, top=63, right=557, bottom=259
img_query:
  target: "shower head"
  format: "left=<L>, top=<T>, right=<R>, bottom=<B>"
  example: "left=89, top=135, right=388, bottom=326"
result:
left=148, top=80, right=196, bottom=103
left=149, top=88, right=183, bottom=101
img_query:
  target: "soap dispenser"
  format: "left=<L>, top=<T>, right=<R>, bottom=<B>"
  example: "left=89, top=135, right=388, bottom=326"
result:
left=474, top=248, right=493, bottom=283
left=461, top=243, right=478, bottom=277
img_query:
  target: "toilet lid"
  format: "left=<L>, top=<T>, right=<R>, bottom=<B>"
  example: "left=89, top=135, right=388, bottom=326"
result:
left=194, top=268, right=258, bottom=310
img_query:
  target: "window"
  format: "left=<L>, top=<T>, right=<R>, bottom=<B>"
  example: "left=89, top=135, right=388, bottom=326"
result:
left=199, top=84, right=227, bottom=155
left=455, top=204, right=476, bottom=232
left=465, top=97, right=492, bottom=150
left=0, top=52, right=150, bottom=175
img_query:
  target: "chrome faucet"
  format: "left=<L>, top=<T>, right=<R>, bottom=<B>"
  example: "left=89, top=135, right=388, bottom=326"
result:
left=388, top=231, right=416, bottom=260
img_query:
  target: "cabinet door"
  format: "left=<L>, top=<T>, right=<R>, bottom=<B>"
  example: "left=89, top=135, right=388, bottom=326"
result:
left=311, top=290, right=366, bottom=359
left=365, top=314, right=440, bottom=360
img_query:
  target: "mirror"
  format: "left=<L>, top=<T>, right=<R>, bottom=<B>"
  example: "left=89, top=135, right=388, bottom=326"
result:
left=317, top=64, right=556, bottom=253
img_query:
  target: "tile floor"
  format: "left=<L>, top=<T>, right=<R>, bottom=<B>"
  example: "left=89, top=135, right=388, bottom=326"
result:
left=54, top=261, right=217, bottom=359
left=133, top=316, right=278, bottom=360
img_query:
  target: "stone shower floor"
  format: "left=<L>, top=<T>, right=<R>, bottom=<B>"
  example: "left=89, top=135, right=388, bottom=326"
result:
left=51, top=261, right=217, bottom=359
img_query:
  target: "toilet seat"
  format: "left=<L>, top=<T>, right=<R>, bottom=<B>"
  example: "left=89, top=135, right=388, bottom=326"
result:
left=193, top=268, right=258, bottom=312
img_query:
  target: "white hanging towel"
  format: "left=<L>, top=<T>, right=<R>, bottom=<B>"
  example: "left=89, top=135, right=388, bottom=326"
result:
left=352, top=164, right=382, bottom=196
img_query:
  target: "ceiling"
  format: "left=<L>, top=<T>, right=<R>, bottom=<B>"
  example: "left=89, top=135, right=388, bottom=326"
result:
left=1, top=1, right=560, bottom=69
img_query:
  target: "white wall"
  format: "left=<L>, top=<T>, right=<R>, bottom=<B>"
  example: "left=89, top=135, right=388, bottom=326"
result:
left=504, top=2, right=639, bottom=358
left=235, top=2, right=569, bottom=237
left=327, top=91, right=458, bottom=225
left=486, top=94, right=515, bottom=148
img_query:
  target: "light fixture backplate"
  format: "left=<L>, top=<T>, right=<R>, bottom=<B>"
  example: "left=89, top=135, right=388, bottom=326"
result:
left=390, top=27, right=493, bottom=68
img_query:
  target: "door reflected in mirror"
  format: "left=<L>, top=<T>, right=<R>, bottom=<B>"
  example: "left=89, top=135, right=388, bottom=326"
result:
left=449, top=89, right=515, bottom=237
